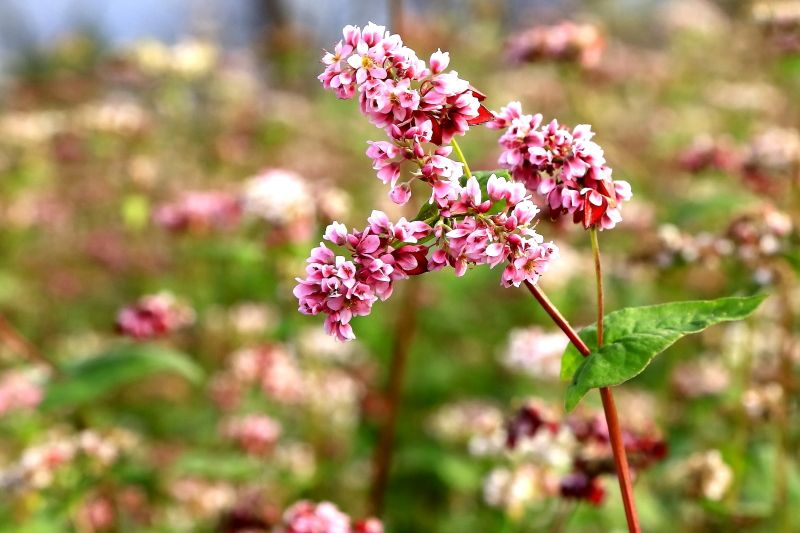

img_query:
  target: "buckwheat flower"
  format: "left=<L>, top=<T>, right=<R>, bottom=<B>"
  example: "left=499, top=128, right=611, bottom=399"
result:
left=354, top=518, right=384, bottom=533
left=153, top=191, right=241, bottom=233
left=489, top=102, right=631, bottom=229
left=428, top=400, right=504, bottom=445
left=282, top=500, right=351, bottom=533
left=170, top=478, right=236, bottom=518
left=0, top=370, right=43, bottom=416
left=559, top=472, right=605, bottom=504
left=429, top=49, right=450, bottom=74
left=242, top=168, right=314, bottom=225
left=274, top=441, right=317, bottom=481
left=677, top=135, right=742, bottom=174
left=320, top=23, right=491, bottom=205
left=483, top=465, right=559, bottom=518
left=230, top=344, right=304, bottom=404
left=20, top=439, right=77, bottom=489
left=742, top=382, right=784, bottom=420
left=360, top=78, right=420, bottom=129
left=294, top=213, right=433, bottom=341
left=506, top=21, right=605, bottom=69
left=671, top=358, right=730, bottom=398
left=501, top=327, right=569, bottom=381
left=304, top=369, right=363, bottom=429
left=75, top=495, right=116, bottom=531
left=676, top=450, right=733, bottom=501
left=223, top=414, right=282, bottom=456
left=115, top=292, right=195, bottom=340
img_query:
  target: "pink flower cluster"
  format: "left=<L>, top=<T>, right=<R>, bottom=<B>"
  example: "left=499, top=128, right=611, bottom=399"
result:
left=282, top=500, right=382, bottom=533
left=505, top=21, right=605, bottom=69
left=293, top=213, right=432, bottom=341
left=430, top=174, right=558, bottom=288
left=0, top=371, right=43, bottom=416
left=319, top=22, right=491, bottom=204
left=488, top=102, right=632, bottom=230
left=223, top=414, right=282, bottom=456
left=115, top=292, right=195, bottom=339
left=211, top=344, right=304, bottom=410
left=153, top=191, right=241, bottom=233
left=294, top=174, right=558, bottom=341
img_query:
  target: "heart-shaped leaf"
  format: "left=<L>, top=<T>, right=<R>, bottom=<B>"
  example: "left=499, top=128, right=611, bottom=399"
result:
left=560, top=294, right=766, bottom=411
left=42, top=343, right=204, bottom=410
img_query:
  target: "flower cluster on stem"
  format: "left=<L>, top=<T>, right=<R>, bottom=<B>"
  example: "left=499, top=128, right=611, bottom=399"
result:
left=320, top=22, right=491, bottom=205
left=488, top=101, right=632, bottom=229
left=294, top=174, right=558, bottom=341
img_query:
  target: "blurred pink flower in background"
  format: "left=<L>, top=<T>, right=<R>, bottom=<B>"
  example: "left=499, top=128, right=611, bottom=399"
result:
left=501, top=327, right=569, bottom=381
left=153, top=191, right=241, bottom=233
left=0, top=371, right=43, bottom=416
left=223, top=414, right=282, bottom=456
left=281, top=500, right=382, bottom=533
left=505, top=21, right=605, bottom=69
left=115, top=292, right=195, bottom=340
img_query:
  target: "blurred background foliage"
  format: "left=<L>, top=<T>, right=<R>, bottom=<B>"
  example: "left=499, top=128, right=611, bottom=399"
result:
left=0, top=0, right=799, bottom=531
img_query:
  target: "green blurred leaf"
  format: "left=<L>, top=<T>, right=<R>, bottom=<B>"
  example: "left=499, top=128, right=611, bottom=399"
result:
left=121, top=194, right=150, bottom=231
left=561, top=295, right=766, bottom=411
left=42, top=343, right=203, bottom=410
left=172, top=451, right=264, bottom=481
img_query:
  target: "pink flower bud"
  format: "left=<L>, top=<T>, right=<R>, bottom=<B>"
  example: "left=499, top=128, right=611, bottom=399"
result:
left=429, top=49, right=450, bottom=74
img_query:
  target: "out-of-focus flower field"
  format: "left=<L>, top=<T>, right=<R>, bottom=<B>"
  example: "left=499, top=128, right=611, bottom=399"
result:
left=1, top=1, right=800, bottom=531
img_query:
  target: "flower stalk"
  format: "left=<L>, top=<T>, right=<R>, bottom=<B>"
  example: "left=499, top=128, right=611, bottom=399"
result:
left=523, top=281, right=640, bottom=532
left=589, top=228, right=641, bottom=533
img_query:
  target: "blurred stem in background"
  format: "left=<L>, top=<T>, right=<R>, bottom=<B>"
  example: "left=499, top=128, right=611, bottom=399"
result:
left=774, top=259, right=796, bottom=533
left=0, top=314, right=58, bottom=374
left=368, top=282, right=419, bottom=516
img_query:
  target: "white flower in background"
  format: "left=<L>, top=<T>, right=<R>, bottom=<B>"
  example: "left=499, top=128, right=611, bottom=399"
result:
left=242, top=169, right=314, bottom=225
left=501, top=327, right=568, bottom=381
left=483, top=464, right=558, bottom=517
left=679, top=449, right=734, bottom=501
left=172, top=39, right=218, bottom=78
left=671, top=358, right=730, bottom=398
left=297, top=327, right=358, bottom=363
left=742, top=382, right=784, bottom=420
left=428, top=401, right=504, bottom=446
left=512, top=425, right=577, bottom=471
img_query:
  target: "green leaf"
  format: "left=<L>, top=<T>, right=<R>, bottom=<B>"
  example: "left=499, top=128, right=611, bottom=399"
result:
left=173, top=451, right=264, bottom=481
left=413, top=200, right=440, bottom=223
left=42, top=343, right=203, bottom=410
left=561, top=294, right=766, bottom=411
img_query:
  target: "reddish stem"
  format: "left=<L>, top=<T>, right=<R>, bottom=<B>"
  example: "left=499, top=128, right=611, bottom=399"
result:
left=523, top=281, right=641, bottom=533
left=0, top=314, right=58, bottom=374
left=368, top=283, right=418, bottom=516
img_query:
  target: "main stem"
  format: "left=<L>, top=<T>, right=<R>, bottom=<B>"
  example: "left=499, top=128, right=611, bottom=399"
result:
left=589, top=228, right=640, bottom=533
left=524, top=281, right=640, bottom=532
left=450, top=138, right=639, bottom=529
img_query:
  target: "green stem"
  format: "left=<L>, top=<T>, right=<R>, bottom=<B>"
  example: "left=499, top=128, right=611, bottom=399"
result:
left=590, top=228, right=604, bottom=344
left=451, top=138, right=472, bottom=178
